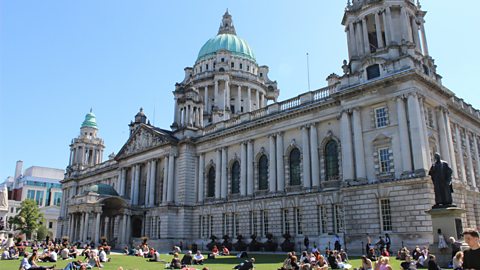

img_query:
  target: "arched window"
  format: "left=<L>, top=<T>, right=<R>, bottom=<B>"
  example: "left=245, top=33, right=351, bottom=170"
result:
left=325, top=140, right=339, bottom=180
left=231, top=161, right=240, bottom=194
left=289, top=148, right=301, bottom=186
left=258, top=155, right=268, bottom=190
left=207, top=167, right=216, bottom=198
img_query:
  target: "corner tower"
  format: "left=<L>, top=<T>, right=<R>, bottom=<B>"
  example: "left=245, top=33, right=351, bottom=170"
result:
left=67, top=109, right=105, bottom=174
left=341, top=0, right=441, bottom=84
left=172, top=11, right=279, bottom=132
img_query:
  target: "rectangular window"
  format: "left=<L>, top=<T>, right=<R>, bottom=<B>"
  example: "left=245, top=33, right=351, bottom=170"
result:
left=334, top=205, right=344, bottom=233
left=231, top=214, right=236, bottom=237
left=27, top=190, right=35, bottom=200
left=53, top=192, right=62, bottom=206
left=35, top=190, right=44, bottom=206
left=202, top=216, right=207, bottom=238
left=295, top=208, right=303, bottom=235
left=209, top=215, right=213, bottom=237
left=380, top=199, right=392, bottom=231
left=262, top=210, right=269, bottom=237
left=240, top=63, right=243, bottom=69
left=317, top=205, right=328, bottom=234
left=375, top=107, right=388, bottom=128
left=158, top=220, right=161, bottom=239
left=282, top=209, right=290, bottom=234
left=231, top=62, right=234, bottom=68
left=48, top=222, right=53, bottom=229
left=222, top=213, right=226, bottom=236
left=253, top=211, right=258, bottom=236
left=225, top=213, right=230, bottom=236
left=379, top=148, right=391, bottom=173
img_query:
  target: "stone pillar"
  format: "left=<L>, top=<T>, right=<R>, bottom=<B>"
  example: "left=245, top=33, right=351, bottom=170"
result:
left=237, top=85, right=242, bottom=113
left=225, top=80, right=230, bottom=110
left=301, top=126, right=311, bottom=188
left=362, top=17, right=370, bottom=54
left=411, top=16, right=421, bottom=52
left=382, top=10, right=390, bottom=46
left=385, top=6, right=394, bottom=44
left=83, top=212, right=89, bottom=242
left=396, top=96, right=412, bottom=173
left=407, top=93, right=429, bottom=172
left=198, top=154, right=205, bottom=202
left=199, top=107, right=204, bottom=127
left=68, top=214, right=73, bottom=240
left=145, top=161, right=151, bottom=206
left=375, top=12, right=384, bottom=48
left=465, top=132, right=477, bottom=189
left=204, top=86, right=209, bottom=113
left=103, top=217, right=110, bottom=240
left=352, top=108, right=366, bottom=180
left=125, top=215, right=131, bottom=244
left=162, top=157, right=169, bottom=203
left=174, top=98, right=179, bottom=125
left=247, top=87, right=252, bottom=112
left=214, top=80, right=219, bottom=107
left=78, top=213, right=84, bottom=242
left=215, top=149, right=222, bottom=199
left=240, top=142, right=247, bottom=196
left=310, top=124, right=320, bottom=187
left=149, top=160, right=156, bottom=207
left=122, top=214, right=128, bottom=244
left=255, top=90, right=260, bottom=109
left=340, top=110, right=354, bottom=181
left=221, top=147, right=228, bottom=198
left=445, top=112, right=458, bottom=178
left=129, top=166, right=135, bottom=202
left=167, top=153, right=175, bottom=203
left=247, top=140, right=254, bottom=195
left=437, top=107, right=452, bottom=165
left=401, top=7, right=412, bottom=43
left=134, top=164, right=141, bottom=205
left=276, top=133, right=285, bottom=191
left=347, top=23, right=354, bottom=58
left=455, top=125, right=467, bottom=183
left=354, top=22, right=363, bottom=55
left=474, top=135, right=480, bottom=188
left=268, top=135, right=277, bottom=193
left=260, top=93, right=265, bottom=108
left=420, top=19, right=429, bottom=56
left=94, top=212, right=101, bottom=244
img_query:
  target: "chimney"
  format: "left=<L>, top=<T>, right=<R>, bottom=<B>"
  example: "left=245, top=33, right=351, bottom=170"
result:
left=14, top=160, right=23, bottom=179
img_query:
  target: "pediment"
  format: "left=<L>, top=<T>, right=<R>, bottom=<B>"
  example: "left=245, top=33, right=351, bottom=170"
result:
left=115, top=125, right=177, bottom=160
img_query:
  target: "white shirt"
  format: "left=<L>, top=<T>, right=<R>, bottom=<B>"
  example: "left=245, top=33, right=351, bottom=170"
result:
left=50, top=251, right=57, bottom=261
left=99, top=250, right=107, bottom=262
left=60, top=248, right=69, bottom=259
left=194, top=254, right=204, bottom=260
left=1, top=250, right=10, bottom=260
left=20, top=257, right=31, bottom=269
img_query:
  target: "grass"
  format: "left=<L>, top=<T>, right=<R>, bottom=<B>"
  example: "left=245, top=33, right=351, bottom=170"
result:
left=0, top=252, right=405, bottom=270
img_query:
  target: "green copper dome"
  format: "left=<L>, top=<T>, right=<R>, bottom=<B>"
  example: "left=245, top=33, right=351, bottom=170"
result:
left=88, top=184, right=118, bottom=196
left=196, top=33, right=256, bottom=63
left=81, top=109, right=98, bottom=129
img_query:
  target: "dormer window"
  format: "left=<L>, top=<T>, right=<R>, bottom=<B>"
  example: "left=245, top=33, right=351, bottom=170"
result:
left=260, top=73, right=263, bottom=77
left=366, top=64, right=380, bottom=80
left=205, top=64, right=209, bottom=70
left=247, top=65, right=250, bottom=71
left=231, top=62, right=234, bottom=68
left=221, top=58, right=225, bottom=62
left=240, top=63, right=243, bottom=69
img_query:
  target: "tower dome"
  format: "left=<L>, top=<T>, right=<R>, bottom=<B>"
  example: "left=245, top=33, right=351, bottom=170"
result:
left=81, top=109, right=98, bottom=129
left=196, top=11, right=256, bottom=63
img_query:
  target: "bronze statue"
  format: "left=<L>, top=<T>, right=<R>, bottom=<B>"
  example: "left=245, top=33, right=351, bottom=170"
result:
left=428, top=153, right=454, bottom=208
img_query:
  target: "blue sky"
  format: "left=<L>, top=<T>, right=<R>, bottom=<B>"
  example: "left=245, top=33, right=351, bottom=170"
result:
left=1, top=1, right=478, bottom=180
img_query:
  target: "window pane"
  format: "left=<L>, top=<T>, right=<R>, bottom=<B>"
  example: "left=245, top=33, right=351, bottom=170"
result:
left=379, top=148, right=390, bottom=173
left=231, top=161, right=240, bottom=194
left=207, top=167, right=216, bottom=197
left=325, top=140, right=339, bottom=180
left=289, top=148, right=301, bottom=185
left=258, top=155, right=269, bottom=190
left=381, top=199, right=392, bottom=231
left=375, top=107, right=388, bottom=128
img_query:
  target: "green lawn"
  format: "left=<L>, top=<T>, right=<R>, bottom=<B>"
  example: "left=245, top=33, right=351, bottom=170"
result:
left=0, top=252, right=405, bottom=270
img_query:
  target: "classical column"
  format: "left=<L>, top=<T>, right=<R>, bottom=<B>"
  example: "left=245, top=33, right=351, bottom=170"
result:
left=411, top=16, right=421, bottom=52
left=445, top=112, right=458, bottom=178
left=310, top=124, right=320, bottom=187
left=225, top=80, right=230, bottom=110
left=382, top=9, right=391, bottom=46
left=465, top=132, right=477, bottom=188
left=167, top=153, right=175, bottom=203
left=68, top=214, right=73, bottom=240
left=385, top=6, right=394, bottom=44
left=260, top=93, right=265, bottom=108
left=149, top=160, right=156, bottom=207
left=346, top=23, right=353, bottom=58
left=214, top=80, right=219, bottom=107
left=348, top=22, right=357, bottom=57
left=240, top=142, right=247, bottom=196
left=125, top=215, right=131, bottom=243
left=121, top=214, right=128, bottom=244
left=401, top=7, right=412, bottom=42
left=145, top=161, right=151, bottom=206
left=237, top=85, right=242, bottom=113
left=83, top=212, right=89, bottom=243
left=455, top=125, right=467, bottom=183
left=129, top=166, right=135, bottom=202
left=437, top=107, right=451, bottom=165
left=352, top=108, right=367, bottom=180
left=396, top=96, right=412, bottom=172
left=419, top=18, right=429, bottom=56
left=215, top=149, right=222, bottom=199
left=255, top=90, right=260, bottom=110
left=362, top=17, right=370, bottom=54
left=134, top=164, right=141, bottom=205
left=78, top=213, right=84, bottom=242
left=301, top=126, right=311, bottom=188
left=103, top=217, right=109, bottom=240
left=474, top=135, right=480, bottom=188
left=247, top=140, right=254, bottom=195
left=247, top=87, right=252, bottom=112
left=268, top=135, right=277, bottom=193
left=198, top=154, right=205, bottom=202
left=199, top=107, right=204, bottom=127
left=162, top=157, right=169, bottom=203
left=94, top=212, right=101, bottom=244
left=221, top=147, right=228, bottom=198
left=174, top=98, right=179, bottom=125
left=407, top=93, right=429, bottom=172
left=354, top=22, right=364, bottom=55
left=375, top=12, right=384, bottom=48
left=276, top=133, right=285, bottom=191
left=340, top=111, right=354, bottom=181
left=204, top=86, right=209, bottom=113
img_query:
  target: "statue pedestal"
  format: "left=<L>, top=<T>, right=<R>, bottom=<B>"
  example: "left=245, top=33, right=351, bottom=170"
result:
left=425, top=207, right=466, bottom=268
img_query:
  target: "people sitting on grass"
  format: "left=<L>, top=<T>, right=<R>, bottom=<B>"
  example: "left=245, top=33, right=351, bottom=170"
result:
left=221, top=245, right=230, bottom=256
left=399, top=255, right=416, bottom=270
left=98, top=247, right=110, bottom=263
left=233, top=257, right=255, bottom=270
left=147, top=248, right=162, bottom=262
left=39, top=247, right=57, bottom=262
left=360, top=255, right=372, bottom=270
left=380, top=247, right=390, bottom=257
left=167, top=252, right=182, bottom=269
left=2, top=246, right=18, bottom=260
left=19, top=251, right=56, bottom=270
left=299, top=251, right=310, bottom=270
left=452, top=251, right=463, bottom=270
left=375, top=256, right=393, bottom=270
left=211, top=245, right=219, bottom=257
left=193, top=251, right=205, bottom=265
left=316, top=254, right=329, bottom=270
left=396, top=247, right=410, bottom=261
left=181, top=250, right=193, bottom=267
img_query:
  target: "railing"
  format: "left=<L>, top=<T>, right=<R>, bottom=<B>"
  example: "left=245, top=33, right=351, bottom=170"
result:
left=202, top=85, right=335, bottom=135
left=450, top=96, right=480, bottom=120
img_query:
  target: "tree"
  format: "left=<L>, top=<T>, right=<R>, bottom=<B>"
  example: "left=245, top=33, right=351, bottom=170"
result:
left=12, top=199, right=44, bottom=239
left=36, top=225, right=48, bottom=241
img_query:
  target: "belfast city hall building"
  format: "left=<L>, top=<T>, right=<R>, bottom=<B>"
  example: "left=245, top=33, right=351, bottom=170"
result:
left=58, top=0, right=480, bottom=253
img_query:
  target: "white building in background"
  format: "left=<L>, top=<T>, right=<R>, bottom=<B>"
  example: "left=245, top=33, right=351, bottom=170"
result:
left=3, top=161, right=64, bottom=239
left=59, top=1, right=480, bottom=253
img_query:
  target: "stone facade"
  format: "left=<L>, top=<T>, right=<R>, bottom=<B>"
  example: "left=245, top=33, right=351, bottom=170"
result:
left=59, top=1, right=480, bottom=254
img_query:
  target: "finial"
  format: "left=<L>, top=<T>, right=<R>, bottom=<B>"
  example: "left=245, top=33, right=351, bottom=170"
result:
left=416, top=0, right=421, bottom=8
left=140, top=107, right=143, bottom=112
left=218, top=10, right=236, bottom=35
left=90, top=108, right=93, bottom=113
